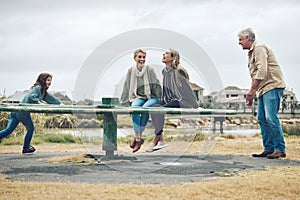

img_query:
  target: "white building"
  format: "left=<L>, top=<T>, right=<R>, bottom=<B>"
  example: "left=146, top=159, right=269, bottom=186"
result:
left=206, top=86, right=298, bottom=110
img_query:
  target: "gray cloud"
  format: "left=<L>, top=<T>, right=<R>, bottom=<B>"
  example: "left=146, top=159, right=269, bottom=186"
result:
left=1, top=0, right=299, bottom=100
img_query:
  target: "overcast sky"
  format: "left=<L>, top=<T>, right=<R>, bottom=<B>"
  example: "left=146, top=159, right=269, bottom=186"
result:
left=1, top=0, right=299, bottom=101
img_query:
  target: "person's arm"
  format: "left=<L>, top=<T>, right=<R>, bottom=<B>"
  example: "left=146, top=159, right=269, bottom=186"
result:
left=120, top=69, right=131, bottom=106
left=148, top=67, right=162, bottom=100
left=43, top=93, right=61, bottom=105
left=246, top=45, right=267, bottom=108
left=246, top=79, right=261, bottom=108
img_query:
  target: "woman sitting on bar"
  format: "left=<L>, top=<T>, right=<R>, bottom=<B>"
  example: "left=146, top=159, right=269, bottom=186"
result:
left=120, top=49, right=162, bottom=153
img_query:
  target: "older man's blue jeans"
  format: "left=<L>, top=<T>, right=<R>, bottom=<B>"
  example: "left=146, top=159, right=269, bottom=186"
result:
left=131, top=98, right=158, bottom=133
left=257, top=88, right=285, bottom=152
left=0, top=112, right=34, bottom=148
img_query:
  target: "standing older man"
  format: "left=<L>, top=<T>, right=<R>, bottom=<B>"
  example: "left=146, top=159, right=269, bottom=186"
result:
left=238, top=28, right=286, bottom=159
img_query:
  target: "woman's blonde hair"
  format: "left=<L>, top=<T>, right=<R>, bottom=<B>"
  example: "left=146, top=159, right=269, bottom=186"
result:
left=169, top=49, right=190, bottom=86
left=133, top=49, right=146, bottom=58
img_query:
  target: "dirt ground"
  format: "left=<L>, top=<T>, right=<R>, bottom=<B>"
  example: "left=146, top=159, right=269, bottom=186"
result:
left=0, top=136, right=299, bottom=199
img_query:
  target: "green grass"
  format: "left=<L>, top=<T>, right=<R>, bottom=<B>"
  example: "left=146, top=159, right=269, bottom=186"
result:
left=117, top=132, right=207, bottom=145
left=1, top=123, right=298, bottom=147
left=0, top=131, right=207, bottom=147
left=35, top=134, right=81, bottom=144
left=0, top=133, right=81, bottom=146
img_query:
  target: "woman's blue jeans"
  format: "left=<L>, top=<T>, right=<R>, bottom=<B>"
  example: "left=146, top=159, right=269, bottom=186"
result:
left=0, top=112, right=34, bottom=148
left=257, top=88, right=285, bottom=152
left=131, top=98, right=158, bottom=133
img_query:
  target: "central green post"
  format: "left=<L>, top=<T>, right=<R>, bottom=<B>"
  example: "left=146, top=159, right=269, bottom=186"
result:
left=102, top=97, right=119, bottom=157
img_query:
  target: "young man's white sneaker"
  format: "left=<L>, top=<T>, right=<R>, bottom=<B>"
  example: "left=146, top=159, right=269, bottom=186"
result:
left=153, top=140, right=168, bottom=150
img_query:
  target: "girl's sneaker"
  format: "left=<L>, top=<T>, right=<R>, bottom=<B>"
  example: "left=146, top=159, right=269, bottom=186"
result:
left=22, top=145, right=36, bottom=154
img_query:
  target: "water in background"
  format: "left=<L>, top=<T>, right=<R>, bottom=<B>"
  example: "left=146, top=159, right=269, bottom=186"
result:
left=57, top=127, right=261, bottom=138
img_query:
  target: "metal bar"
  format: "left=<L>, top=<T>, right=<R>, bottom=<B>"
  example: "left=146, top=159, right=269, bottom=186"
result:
left=0, top=104, right=236, bottom=115
left=0, top=100, right=236, bottom=157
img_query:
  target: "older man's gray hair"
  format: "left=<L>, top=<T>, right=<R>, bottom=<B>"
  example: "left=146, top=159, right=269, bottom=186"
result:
left=238, top=28, right=256, bottom=41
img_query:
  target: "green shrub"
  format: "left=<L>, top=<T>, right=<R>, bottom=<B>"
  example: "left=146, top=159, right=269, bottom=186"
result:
left=193, top=133, right=206, bottom=141
left=220, top=133, right=236, bottom=139
left=31, top=113, right=49, bottom=134
left=77, top=119, right=101, bottom=128
left=44, top=114, right=78, bottom=128
left=282, top=124, right=300, bottom=136
left=0, top=112, right=9, bottom=129
left=0, top=112, right=29, bottom=136
left=0, top=112, right=51, bottom=136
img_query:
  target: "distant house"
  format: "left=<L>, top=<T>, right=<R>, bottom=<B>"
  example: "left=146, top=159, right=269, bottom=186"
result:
left=190, top=82, right=204, bottom=103
left=4, top=90, right=29, bottom=103
left=218, top=86, right=248, bottom=103
left=51, top=91, right=72, bottom=104
left=3, top=90, right=72, bottom=104
left=205, top=85, right=298, bottom=109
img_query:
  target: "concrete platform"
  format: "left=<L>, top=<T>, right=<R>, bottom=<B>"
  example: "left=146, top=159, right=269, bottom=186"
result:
left=0, top=152, right=299, bottom=184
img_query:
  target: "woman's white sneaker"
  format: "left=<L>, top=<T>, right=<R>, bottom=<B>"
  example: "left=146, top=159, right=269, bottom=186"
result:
left=153, top=140, right=168, bottom=150
left=146, top=143, right=156, bottom=152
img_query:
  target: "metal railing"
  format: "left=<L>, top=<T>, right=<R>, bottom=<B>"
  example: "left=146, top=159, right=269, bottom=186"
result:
left=0, top=97, right=236, bottom=157
left=203, top=101, right=300, bottom=118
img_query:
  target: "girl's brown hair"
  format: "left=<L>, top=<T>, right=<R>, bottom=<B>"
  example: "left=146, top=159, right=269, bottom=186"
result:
left=31, top=73, right=52, bottom=96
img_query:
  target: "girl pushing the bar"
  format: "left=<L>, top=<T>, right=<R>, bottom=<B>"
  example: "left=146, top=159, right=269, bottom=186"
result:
left=0, top=73, right=61, bottom=154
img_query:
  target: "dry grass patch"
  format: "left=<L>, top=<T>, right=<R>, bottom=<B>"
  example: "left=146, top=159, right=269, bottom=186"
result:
left=0, top=166, right=299, bottom=200
left=2, top=135, right=299, bottom=160
left=185, top=135, right=300, bottom=160
left=40, top=153, right=97, bottom=165
left=41, top=153, right=137, bottom=165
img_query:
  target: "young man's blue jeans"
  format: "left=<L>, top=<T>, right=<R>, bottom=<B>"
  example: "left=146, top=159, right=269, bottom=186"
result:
left=131, top=98, right=158, bottom=133
left=0, top=112, right=34, bottom=148
left=257, top=88, right=285, bottom=152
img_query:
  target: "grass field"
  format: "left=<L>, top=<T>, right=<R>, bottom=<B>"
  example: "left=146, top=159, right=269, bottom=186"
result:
left=0, top=135, right=299, bottom=200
